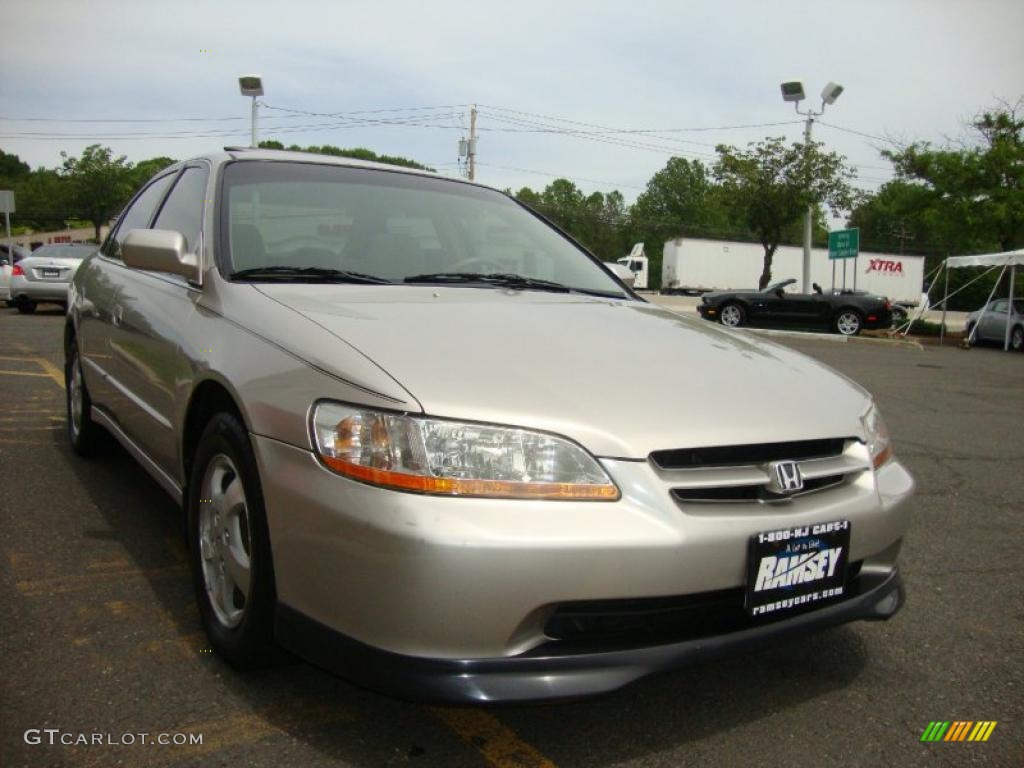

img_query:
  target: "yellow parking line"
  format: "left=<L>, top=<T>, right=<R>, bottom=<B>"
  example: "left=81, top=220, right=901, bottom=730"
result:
left=71, top=700, right=356, bottom=768
left=432, top=708, right=557, bottom=768
left=0, top=369, right=50, bottom=377
left=12, top=343, right=65, bottom=390
left=33, top=356, right=66, bottom=390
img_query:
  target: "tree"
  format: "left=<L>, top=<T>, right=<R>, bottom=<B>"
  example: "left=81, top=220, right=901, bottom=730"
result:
left=852, top=99, right=1024, bottom=309
left=881, top=100, right=1023, bottom=253
left=130, top=156, right=176, bottom=190
left=61, top=145, right=133, bottom=241
left=714, top=137, right=857, bottom=289
left=0, top=149, right=30, bottom=181
left=629, top=158, right=739, bottom=287
left=9, top=169, right=71, bottom=232
left=257, top=141, right=432, bottom=171
left=513, top=180, right=631, bottom=260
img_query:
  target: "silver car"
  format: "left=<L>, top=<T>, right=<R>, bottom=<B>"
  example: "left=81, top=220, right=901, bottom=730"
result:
left=66, top=149, right=914, bottom=702
left=965, top=298, right=1024, bottom=351
left=10, top=243, right=96, bottom=313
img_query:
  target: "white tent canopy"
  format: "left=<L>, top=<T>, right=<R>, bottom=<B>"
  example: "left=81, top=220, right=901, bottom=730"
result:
left=946, top=249, right=1024, bottom=269
left=939, top=248, right=1021, bottom=350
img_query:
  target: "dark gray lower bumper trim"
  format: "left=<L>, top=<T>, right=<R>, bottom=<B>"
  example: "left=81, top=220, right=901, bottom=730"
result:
left=275, top=568, right=904, bottom=704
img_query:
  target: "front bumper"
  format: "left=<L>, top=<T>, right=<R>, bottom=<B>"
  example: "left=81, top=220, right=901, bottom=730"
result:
left=277, top=565, right=904, bottom=703
left=252, top=435, right=914, bottom=700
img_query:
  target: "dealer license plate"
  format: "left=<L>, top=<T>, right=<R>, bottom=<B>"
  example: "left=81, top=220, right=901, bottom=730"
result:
left=745, top=520, right=851, bottom=618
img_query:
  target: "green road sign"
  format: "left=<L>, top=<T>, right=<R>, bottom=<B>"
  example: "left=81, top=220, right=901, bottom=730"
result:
left=828, top=228, right=859, bottom=260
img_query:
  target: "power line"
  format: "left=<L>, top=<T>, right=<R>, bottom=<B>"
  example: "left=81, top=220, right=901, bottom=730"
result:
left=0, top=104, right=468, bottom=124
left=476, top=162, right=646, bottom=191
left=480, top=104, right=805, bottom=135
left=818, top=121, right=901, bottom=145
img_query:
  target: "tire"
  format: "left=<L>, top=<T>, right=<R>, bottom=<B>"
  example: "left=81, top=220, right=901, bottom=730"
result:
left=891, top=306, right=908, bottom=325
left=834, top=309, right=863, bottom=336
left=719, top=303, right=746, bottom=328
left=964, top=323, right=977, bottom=347
left=16, top=299, right=36, bottom=314
left=187, top=412, right=278, bottom=669
left=1012, top=325, right=1024, bottom=352
left=65, top=337, right=108, bottom=457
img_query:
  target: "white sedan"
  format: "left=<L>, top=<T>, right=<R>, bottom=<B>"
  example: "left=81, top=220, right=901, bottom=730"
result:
left=8, top=243, right=96, bottom=313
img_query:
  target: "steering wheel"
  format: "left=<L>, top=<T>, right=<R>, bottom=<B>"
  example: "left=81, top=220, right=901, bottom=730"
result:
left=445, top=257, right=504, bottom=273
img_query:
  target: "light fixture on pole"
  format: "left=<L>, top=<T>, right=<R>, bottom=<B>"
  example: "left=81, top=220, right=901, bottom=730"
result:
left=238, top=75, right=264, bottom=148
left=780, top=79, right=844, bottom=293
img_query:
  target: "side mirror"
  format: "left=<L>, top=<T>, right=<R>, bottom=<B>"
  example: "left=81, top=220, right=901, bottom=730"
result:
left=121, top=229, right=200, bottom=284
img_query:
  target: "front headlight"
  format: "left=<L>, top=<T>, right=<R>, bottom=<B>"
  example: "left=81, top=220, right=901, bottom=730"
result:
left=310, top=402, right=620, bottom=500
left=862, top=402, right=893, bottom=469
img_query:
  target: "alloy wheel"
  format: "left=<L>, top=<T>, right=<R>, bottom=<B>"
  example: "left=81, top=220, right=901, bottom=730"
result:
left=721, top=305, right=742, bottom=327
left=198, top=454, right=252, bottom=628
left=837, top=311, right=861, bottom=336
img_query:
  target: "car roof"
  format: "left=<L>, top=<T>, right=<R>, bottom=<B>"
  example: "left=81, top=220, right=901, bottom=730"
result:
left=174, top=147, right=494, bottom=192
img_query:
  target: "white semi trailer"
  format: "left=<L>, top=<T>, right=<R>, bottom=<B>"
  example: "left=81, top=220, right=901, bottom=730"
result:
left=661, top=237, right=926, bottom=306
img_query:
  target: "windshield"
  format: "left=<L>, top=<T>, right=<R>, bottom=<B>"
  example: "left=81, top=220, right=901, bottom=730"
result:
left=220, top=161, right=627, bottom=297
left=763, top=279, right=796, bottom=293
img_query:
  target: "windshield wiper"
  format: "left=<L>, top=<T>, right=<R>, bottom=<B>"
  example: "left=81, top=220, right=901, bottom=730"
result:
left=403, top=272, right=623, bottom=298
left=230, top=266, right=393, bottom=284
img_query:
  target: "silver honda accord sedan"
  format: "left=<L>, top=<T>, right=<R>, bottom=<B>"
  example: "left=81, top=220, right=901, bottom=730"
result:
left=65, top=149, right=914, bottom=702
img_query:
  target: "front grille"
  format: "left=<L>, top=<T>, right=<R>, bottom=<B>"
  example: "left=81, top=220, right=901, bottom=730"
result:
left=651, top=438, right=847, bottom=470
left=650, top=437, right=866, bottom=507
left=541, top=561, right=864, bottom=653
left=671, top=474, right=845, bottom=503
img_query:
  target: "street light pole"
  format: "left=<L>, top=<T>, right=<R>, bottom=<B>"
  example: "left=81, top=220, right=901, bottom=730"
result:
left=238, top=75, right=265, bottom=149
left=780, top=80, right=844, bottom=293
left=801, top=113, right=814, bottom=294
left=250, top=96, right=259, bottom=148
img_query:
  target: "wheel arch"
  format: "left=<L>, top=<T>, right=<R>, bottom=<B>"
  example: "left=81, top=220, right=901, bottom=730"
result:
left=180, top=376, right=252, bottom=493
left=834, top=305, right=864, bottom=321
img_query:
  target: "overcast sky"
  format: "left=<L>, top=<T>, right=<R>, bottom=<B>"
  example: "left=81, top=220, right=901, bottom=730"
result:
left=3, top=0, right=1023, bottom=208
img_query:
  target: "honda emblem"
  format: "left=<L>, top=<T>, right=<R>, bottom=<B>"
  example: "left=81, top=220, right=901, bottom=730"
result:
left=769, top=461, right=804, bottom=494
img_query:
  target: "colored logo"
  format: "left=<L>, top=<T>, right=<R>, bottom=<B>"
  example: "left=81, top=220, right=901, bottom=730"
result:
left=920, top=721, right=997, bottom=742
left=866, top=258, right=904, bottom=274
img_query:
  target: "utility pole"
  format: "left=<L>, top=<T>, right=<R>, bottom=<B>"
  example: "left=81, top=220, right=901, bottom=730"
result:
left=892, top=221, right=915, bottom=255
left=468, top=105, right=477, bottom=181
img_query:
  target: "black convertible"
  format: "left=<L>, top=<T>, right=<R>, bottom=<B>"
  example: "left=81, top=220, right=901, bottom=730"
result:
left=697, top=278, right=893, bottom=336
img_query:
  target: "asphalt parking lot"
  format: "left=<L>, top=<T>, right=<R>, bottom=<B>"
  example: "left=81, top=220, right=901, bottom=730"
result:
left=1, top=306, right=1021, bottom=768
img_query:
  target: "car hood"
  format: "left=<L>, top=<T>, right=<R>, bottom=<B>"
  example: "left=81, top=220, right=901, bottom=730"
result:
left=256, top=285, right=872, bottom=458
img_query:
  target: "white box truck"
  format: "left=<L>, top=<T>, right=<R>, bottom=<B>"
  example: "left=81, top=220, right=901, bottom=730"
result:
left=661, top=237, right=926, bottom=306
left=614, top=243, right=649, bottom=290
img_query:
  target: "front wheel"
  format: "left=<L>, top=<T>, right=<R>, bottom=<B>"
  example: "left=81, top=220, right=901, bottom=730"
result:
left=188, top=412, right=278, bottom=668
left=66, top=337, right=108, bottom=457
left=719, top=303, right=746, bottom=328
left=834, top=310, right=863, bottom=336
